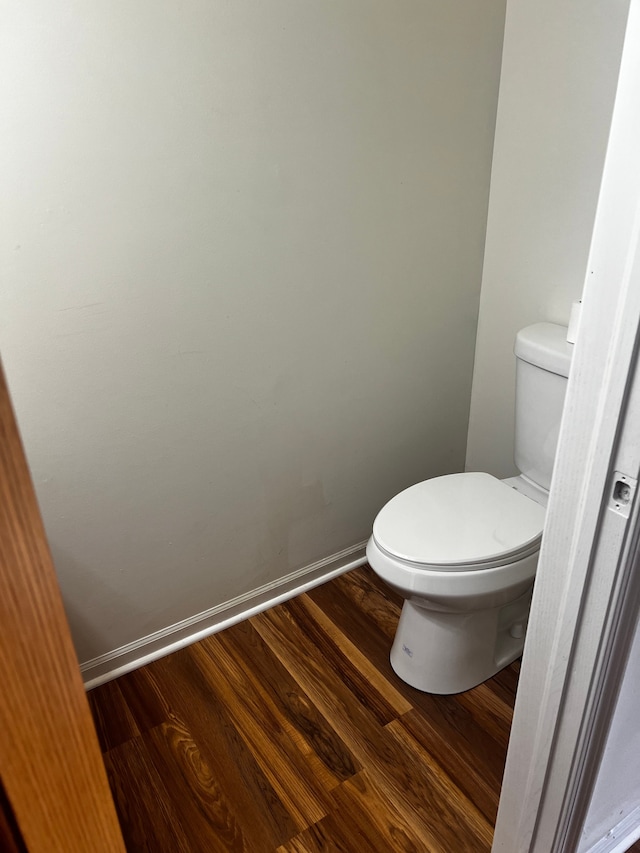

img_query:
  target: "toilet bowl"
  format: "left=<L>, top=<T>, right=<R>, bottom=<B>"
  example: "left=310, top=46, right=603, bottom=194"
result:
left=367, top=323, right=573, bottom=694
left=366, top=471, right=546, bottom=693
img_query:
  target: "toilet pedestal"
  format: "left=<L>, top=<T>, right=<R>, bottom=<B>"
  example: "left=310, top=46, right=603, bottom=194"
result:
left=389, top=588, right=532, bottom=694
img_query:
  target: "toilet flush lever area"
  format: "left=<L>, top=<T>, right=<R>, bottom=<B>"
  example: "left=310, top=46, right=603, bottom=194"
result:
left=608, top=471, right=637, bottom=518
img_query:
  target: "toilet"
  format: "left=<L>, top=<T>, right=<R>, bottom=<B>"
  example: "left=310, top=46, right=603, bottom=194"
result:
left=366, top=322, right=573, bottom=694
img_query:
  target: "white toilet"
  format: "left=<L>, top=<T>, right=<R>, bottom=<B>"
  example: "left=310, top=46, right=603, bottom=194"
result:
left=366, top=323, right=573, bottom=694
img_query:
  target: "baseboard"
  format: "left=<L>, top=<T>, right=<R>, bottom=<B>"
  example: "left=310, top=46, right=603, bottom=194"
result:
left=585, top=806, right=640, bottom=853
left=82, top=540, right=368, bottom=690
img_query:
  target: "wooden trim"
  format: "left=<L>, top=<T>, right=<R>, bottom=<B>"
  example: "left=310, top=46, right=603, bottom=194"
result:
left=0, top=364, right=125, bottom=852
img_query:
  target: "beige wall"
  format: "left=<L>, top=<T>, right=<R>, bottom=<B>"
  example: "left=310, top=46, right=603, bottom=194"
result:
left=466, top=0, right=631, bottom=479
left=0, top=0, right=505, bottom=662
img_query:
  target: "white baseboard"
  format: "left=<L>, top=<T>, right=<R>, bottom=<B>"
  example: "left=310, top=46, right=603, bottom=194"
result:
left=585, top=806, right=640, bottom=853
left=82, top=540, right=368, bottom=690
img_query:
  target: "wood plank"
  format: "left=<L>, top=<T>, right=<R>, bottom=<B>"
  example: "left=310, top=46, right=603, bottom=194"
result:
left=145, top=647, right=298, bottom=851
left=396, top=707, right=503, bottom=824
left=210, top=618, right=360, bottom=789
left=252, top=601, right=494, bottom=852
left=299, top=593, right=411, bottom=716
left=385, top=718, right=494, bottom=851
left=0, top=363, right=125, bottom=852
left=87, top=679, right=139, bottom=752
left=329, top=769, right=437, bottom=852
left=484, top=658, right=521, bottom=706
left=143, top=716, right=259, bottom=853
left=103, top=736, right=194, bottom=853
left=331, top=566, right=403, bottom=638
left=276, top=814, right=356, bottom=853
left=190, top=636, right=331, bottom=830
left=91, top=566, right=520, bottom=852
left=283, top=595, right=407, bottom=726
left=115, top=663, right=172, bottom=733
left=307, top=570, right=403, bottom=674
left=455, top=681, right=515, bottom=751
left=335, top=562, right=402, bottom=603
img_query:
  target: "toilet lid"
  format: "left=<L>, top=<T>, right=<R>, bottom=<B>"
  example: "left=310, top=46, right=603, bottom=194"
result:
left=372, top=472, right=545, bottom=568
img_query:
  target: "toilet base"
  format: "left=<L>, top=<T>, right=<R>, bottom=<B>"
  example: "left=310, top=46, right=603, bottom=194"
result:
left=389, top=588, right=532, bottom=694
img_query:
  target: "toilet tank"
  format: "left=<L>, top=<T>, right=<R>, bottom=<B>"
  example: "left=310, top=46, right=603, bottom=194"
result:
left=514, top=323, right=573, bottom=492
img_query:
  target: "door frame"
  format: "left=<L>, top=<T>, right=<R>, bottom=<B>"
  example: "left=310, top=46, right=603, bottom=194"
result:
left=492, top=1, right=640, bottom=849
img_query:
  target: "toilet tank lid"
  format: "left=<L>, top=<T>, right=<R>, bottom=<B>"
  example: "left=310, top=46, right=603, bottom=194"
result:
left=372, top=472, right=545, bottom=567
left=514, top=323, right=572, bottom=377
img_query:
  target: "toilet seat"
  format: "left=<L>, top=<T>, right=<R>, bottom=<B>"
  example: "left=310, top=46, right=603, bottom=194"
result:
left=372, top=472, right=545, bottom=572
left=366, top=534, right=538, bottom=606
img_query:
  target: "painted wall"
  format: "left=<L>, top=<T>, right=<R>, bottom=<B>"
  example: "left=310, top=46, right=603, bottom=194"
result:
left=465, top=0, right=631, bottom=479
left=0, top=0, right=505, bottom=663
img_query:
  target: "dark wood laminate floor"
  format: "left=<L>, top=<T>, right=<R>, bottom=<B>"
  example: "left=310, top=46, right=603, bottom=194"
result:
left=89, top=565, right=521, bottom=852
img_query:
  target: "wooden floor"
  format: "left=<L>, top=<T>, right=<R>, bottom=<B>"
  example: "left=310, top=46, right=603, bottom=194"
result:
left=89, top=565, right=521, bottom=852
